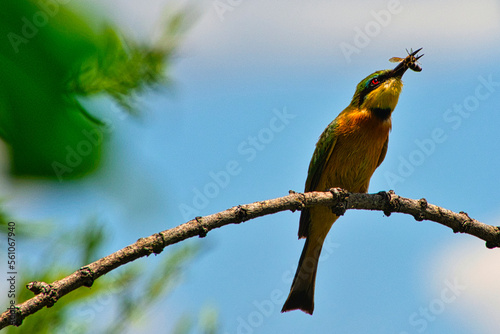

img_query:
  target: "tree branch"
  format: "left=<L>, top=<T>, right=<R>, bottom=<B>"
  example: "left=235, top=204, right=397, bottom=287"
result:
left=2, top=189, right=499, bottom=328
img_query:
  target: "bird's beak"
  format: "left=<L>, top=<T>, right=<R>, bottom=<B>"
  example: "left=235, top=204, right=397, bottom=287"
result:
left=391, top=48, right=423, bottom=78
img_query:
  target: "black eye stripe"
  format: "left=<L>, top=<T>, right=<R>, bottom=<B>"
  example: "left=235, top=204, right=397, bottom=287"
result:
left=353, top=70, right=393, bottom=108
left=359, top=76, right=386, bottom=106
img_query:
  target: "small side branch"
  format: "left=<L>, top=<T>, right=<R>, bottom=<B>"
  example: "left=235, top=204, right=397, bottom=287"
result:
left=1, top=189, right=499, bottom=328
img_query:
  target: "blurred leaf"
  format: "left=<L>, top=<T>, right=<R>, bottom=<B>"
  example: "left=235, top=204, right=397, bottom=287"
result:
left=145, top=242, right=201, bottom=300
left=172, top=314, right=193, bottom=334
left=5, top=218, right=112, bottom=334
left=0, top=1, right=106, bottom=179
left=0, top=207, right=51, bottom=239
left=0, top=1, right=187, bottom=179
left=78, top=217, right=107, bottom=265
left=2, top=214, right=216, bottom=334
left=105, top=242, right=201, bottom=333
left=199, top=305, right=220, bottom=334
left=68, top=27, right=167, bottom=115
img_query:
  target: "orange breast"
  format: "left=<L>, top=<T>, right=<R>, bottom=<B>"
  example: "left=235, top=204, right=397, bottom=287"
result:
left=317, top=110, right=391, bottom=193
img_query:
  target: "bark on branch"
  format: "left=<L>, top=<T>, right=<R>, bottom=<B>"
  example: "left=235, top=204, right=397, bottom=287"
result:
left=2, top=189, right=499, bottom=328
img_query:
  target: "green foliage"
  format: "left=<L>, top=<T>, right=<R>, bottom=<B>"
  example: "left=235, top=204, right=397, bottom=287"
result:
left=0, top=1, right=104, bottom=179
left=0, top=2, right=217, bottom=332
left=0, top=1, right=184, bottom=179
left=173, top=305, right=220, bottom=334
left=0, top=207, right=49, bottom=238
left=4, top=218, right=113, bottom=334
left=3, top=218, right=219, bottom=333
left=67, top=21, right=178, bottom=115
left=105, top=242, right=202, bottom=334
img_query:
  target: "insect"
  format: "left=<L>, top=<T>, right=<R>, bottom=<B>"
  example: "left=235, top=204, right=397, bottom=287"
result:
left=389, top=48, right=424, bottom=72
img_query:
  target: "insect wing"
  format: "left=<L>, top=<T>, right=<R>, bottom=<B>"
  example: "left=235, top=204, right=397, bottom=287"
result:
left=389, top=57, right=404, bottom=63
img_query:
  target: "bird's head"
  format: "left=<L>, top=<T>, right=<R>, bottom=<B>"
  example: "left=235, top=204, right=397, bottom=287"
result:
left=350, top=48, right=423, bottom=119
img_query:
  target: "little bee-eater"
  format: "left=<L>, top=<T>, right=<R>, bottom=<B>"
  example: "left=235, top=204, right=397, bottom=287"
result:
left=282, top=48, right=423, bottom=315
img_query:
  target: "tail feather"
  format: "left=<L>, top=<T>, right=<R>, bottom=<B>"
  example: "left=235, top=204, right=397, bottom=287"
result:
left=281, top=237, right=322, bottom=315
left=282, top=207, right=337, bottom=315
left=280, top=285, right=315, bottom=315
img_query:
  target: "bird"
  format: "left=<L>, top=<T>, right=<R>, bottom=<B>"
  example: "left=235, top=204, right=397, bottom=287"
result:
left=281, top=48, right=423, bottom=315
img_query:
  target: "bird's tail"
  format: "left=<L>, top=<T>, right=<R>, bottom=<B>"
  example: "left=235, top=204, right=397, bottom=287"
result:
left=282, top=207, right=337, bottom=315
left=281, top=234, right=324, bottom=315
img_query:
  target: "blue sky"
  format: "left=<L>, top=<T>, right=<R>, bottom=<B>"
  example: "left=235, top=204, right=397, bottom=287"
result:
left=2, top=0, right=500, bottom=333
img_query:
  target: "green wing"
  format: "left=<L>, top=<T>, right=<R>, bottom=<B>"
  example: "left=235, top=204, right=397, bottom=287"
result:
left=376, top=138, right=389, bottom=168
left=298, top=119, right=339, bottom=238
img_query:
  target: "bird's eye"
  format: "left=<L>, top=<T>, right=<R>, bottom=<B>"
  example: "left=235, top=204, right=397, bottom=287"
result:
left=370, top=78, right=380, bottom=86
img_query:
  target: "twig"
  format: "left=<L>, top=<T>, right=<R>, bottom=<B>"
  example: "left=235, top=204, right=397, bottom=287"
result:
left=1, top=189, right=499, bottom=328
